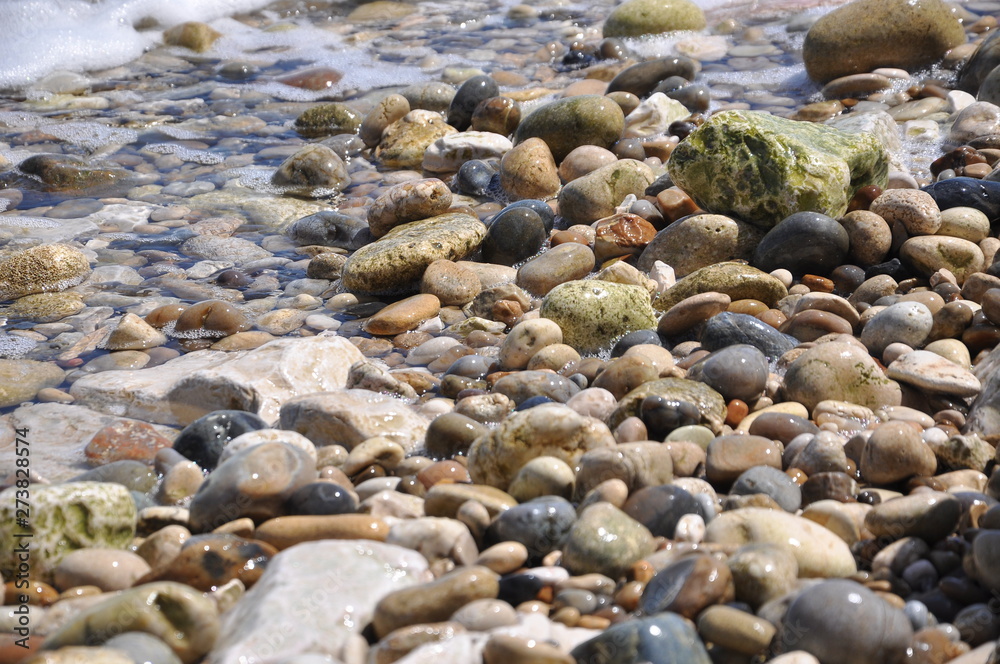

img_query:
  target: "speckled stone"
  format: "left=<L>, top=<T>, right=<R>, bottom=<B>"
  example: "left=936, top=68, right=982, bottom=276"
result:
left=558, top=159, right=655, bottom=226
left=272, top=144, right=350, bottom=192
left=467, top=402, right=615, bottom=489
left=540, top=280, right=657, bottom=354
left=870, top=187, right=942, bottom=235
left=375, top=109, right=458, bottom=169
left=899, top=235, right=985, bottom=284
left=603, top=0, right=706, bottom=37
left=783, top=342, right=902, bottom=413
left=0, top=482, right=136, bottom=583
left=842, top=210, right=892, bottom=266
left=367, top=178, right=453, bottom=238
left=638, top=214, right=762, bottom=277
left=561, top=502, right=656, bottom=578
left=610, top=377, right=727, bottom=433
left=654, top=263, right=788, bottom=311
left=0, top=243, right=91, bottom=300
left=498, top=318, right=564, bottom=371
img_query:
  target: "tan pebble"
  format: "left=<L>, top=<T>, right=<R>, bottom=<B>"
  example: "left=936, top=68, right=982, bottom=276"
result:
left=476, top=541, right=530, bottom=574
left=368, top=178, right=453, bottom=238
left=471, top=96, right=521, bottom=136
left=939, top=206, right=990, bottom=242
left=697, top=604, right=776, bottom=655
left=253, top=514, right=389, bottom=549
left=135, top=524, right=191, bottom=569
left=559, top=145, right=618, bottom=182
left=4, top=580, right=58, bottom=606
left=209, top=331, right=276, bottom=351
left=424, top=483, right=518, bottom=519
left=500, top=137, right=560, bottom=201
left=658, top=291, right=731, bottom=336
left=52, top=548, right=151, bottom=592
left=482, top=633, right=574, bottom=664
left=516, top=242, right=595, bottom=296
left=498, top=318, right=563, bottom=370
left=173, top=299, right=250, bottom=337
left=364, top=294, right=441, bottom=336
left=421, top=259, right=482, bottom=306
left=35, top=387, right=74, bottom=403
left=212, top=517, right=255, bottom=538
left=870, top=188, right=941, bottom=235
left=158, top=460, right=205, bottom=505
left=360, top=93, right=410, bottom=148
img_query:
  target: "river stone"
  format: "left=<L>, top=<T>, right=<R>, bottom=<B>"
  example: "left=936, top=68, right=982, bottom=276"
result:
left=609, top=376, right=726, bottom=433
left=653, top=263, right=788, bottom=310
left=603, top=0, right=706, bottom=38
left=41, top=581, right=219, bottom=664
left=731, top=465, right=803, bottom=512
left=704, top=507, right=857, bottom=577
left=899, top=236, right=985, bottom=284
left=375, top=109, right=457, bottom=169
left=781, top=579, right=914, bottom=664
left=561, top=502, right=656, bottom=578
left=753, top=211, right=850, bottom=276
left=272, top=144, right=350, bottom=193
left=575, top=441, right=674, bottom=497
left=540, top=280, right=657, bottom=354
left=0, top=359, right=65, bottom=407
left=498, top=137, right=560, bottom=202
left=699, top=312, right=798, bottom=361
left=482, top=206, right=547, bottom=266
left=860, top=301, right=934, bottom=356
left=488, top=496, right=577, bottom=558
left=0, top=243, right=91, bottom=300
left=686, top=344, right=769, bottom=403
left=209, top=540, right=429, bottom=663
left=861, top=421, right=937, bottom=484
left=558, top=159, right=655, bottom=226
left=637, top=214, right=762, bottom=277
left=0, top=482, right=135, bottom=583
left=367, top=177, right=452, bottom=238
left=513, top=95, right=625, bottom=162
left=624, top=484, right=711, bottom=538
left=279, top=388, right=430, bottom=452
left=286, top=210, right=371, bottom=251
left=447, top=74, right=499, bottom=130
left=887, top=349, right=981, bottom=396
left=802, top=0, right=964, bottom=83
left=517, top=242, right=596, bottom=296
left=570, top=613, right=711, bottom=664
left=608, top=56, right=698, bottom=98
left=423, top=130, right=512, bottom=173
left=341, top=212, right=486, bottom=295
left=292, top=102, right=362, bottom=137
left=667, top=110, right=887, bottom=229
left=783, top=342, right=902, bottom=413
left=864, top=491, right=961, bottom=543
left=728, top=544, right=799, bottom=609
left=467, top=402, right=616, bottom=489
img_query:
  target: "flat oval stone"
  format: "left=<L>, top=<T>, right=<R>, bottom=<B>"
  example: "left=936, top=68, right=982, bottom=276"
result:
left=899, top=235, right=985, bottom=284
left=939, top=206, right=991, bottom=242
left=253, top=514, right=389, bottom=549
left=372, top=565, right=500, bottom=638
left=886, top=349, right=981, bottom=396
left=922, top=177, right=1000, bottom=221
left=638, top=214, right=762, bottom=277
left=607, top=56, right=700, bottom=97
left=367, top=178, right=453, bottom=238
left=697, top=604, right=776, bottom=656
left=52, top=548, right=151, bottom=592
left=424, top=482, right=517, bottom=520
left=706, top=434, right=783, bottom=485
left=864, top=491, right=961, bottom=543
left=860, top=301, right=934, bottom=356
left=704, top=507, right=857, bottom=577
left=780, top=579, right=913, bottom=664
left=141, top=533, right=277, bottom=592
left=342, top=212, right=486, bottom=296
left=658, top=291, right=731, bottom=337
left=558, top=159, right=655, bottom=226
left=513, top=95, right=625, bottom=162
left=654, top=263, right=789, bottom=311
left=700, top=311, right=798, bottom=361
left=516, top=242, right=595, bottom=296
left=783, top=342, right=902, bottom=413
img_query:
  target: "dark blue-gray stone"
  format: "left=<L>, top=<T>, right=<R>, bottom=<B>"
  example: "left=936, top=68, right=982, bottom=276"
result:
left=454, top=159, right=496, bottom=197
left=447, top=74, right=499, bottom=131
left=731, top=465, right=802, bottom=512
left=700, top=312, right=798, bottom=361
left=606, top=56, right=699, bottom=98
left=482, top=207, right=547, bottom=266
left=502, top=199, right=556, bottom=232
left=286, top=210, right=372, bottom=250
left=665, top=83, right=711, bottom=112
left=492, top=370, right=580, bottom=405
left=287, top=481, right=359, bottom=516
left=515, top=395, right=556, bottom=410
left=570, top=614, right=711, bottom=664
left=640, top=396, right=701, bottom=439
left=922, top=177, right=1000, bottom=222
left=443, top=354, right=494, bottom=379
left=753, top=211, right=849, bottom=276
left=488, top=496, right=577, bottom=558
left=623, top=484, right=711, bottom=538
left=612, top=329, right=664, bottom=357
left=173, top=410, right=269, bottom=470
left=685, top=343, right=768, bottom=403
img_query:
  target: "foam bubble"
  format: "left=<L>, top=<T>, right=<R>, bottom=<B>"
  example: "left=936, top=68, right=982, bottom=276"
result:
left=44, top=121, right=139, bottom=151
left=226, top=166, right=346, bottom=199
left=0, top=334, right=37, bottom=359
left=143, top=143, right=225, bottom=164
left=0, top=216, right=62, bottom=228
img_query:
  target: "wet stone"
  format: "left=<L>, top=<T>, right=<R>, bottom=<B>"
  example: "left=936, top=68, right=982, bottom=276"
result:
left=560, top=502, right=656, bottom=578
left=685, top=343, right=768, bottom=403
left=623, top=484, right=711, bottom=538
left=488, top=496, right=577, bottom=559
left=700, top=311, right=798, bottom=361
left=753, top=211, right=850, bottom=276
left=172, top=410, right=269, bottom=470
left=640, top=553, right=734, bottom=619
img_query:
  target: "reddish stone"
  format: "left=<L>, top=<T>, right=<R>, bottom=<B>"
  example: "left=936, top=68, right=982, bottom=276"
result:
left=84, top=419, right=174, bottom=466
left=277, top=66, right=344, bottom=91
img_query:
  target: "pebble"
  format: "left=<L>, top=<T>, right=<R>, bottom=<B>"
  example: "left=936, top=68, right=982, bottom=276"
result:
left=561, top=503, right=656, bottom=578
left=498, top=137, right=560, bottom=202
left=753, top=211, right=850, bottom=276
left=482, top=205, right=548, bottom=266
left=861, top=420, right=938, bottom=484
left=865, top=491, right=961, bottom=542
left=367, top=178, right=453, bottom=238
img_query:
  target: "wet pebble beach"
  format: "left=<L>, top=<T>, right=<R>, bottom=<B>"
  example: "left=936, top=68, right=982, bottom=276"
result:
left=9, top=0, right=1000, bottom=661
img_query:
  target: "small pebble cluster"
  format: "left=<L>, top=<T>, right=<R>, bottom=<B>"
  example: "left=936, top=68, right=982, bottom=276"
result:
left=7, top=0, right=1000, bottom=662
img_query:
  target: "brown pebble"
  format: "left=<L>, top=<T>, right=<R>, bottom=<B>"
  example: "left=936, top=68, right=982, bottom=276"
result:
left=364, top=294, right=441, bottom=336
left=173, top=299, right=249, bottom=337
left=253, top=514, right=389, bottom=549
left=4, top=580, right=58, bottom=606
left=655, top=187, right=700, bottom=222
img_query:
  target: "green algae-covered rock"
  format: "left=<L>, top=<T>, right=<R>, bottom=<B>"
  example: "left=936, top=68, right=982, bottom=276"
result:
left=293, top=102, right=363, bottom=137
left=42, top=581, right=219, bottom=664
left=513, top=95, right=624, bottom=163
left=609, top=377, right=727, bottom=433
left=653, top=262, right=788, bottom=311
left=540, top=280, right=657, bottom=354
left=0, top=482, right=136, bottom=582
left=603, top=0, right=707, bottom=38
left=558, top=159, right=656, bottom=226
left=341, top=212, right=486, bottom=295
left=803, top=0, right=964, bottom=84
left=2, top=292, right=85, bottom=323
left=667, top=110, right=888, bottom=229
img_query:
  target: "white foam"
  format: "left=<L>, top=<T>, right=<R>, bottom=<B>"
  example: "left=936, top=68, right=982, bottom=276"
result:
left=0, top=0, right=275, bottom=90
left=143, top=143, right=225, bottom=164
left=44, top=122, right=139, bottom=151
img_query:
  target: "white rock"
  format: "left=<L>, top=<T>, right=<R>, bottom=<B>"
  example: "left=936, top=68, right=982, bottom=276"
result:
left=623, top=93, right=690, bottom=139
left=422, top=131, right=512, bottom=173
left=208, top=540, right=430, bottom=664
left=71, top=335, right=365, bottom=426
left=218, top=429, right=318, bottom=465
left=887, top=349, right=981, bottom=397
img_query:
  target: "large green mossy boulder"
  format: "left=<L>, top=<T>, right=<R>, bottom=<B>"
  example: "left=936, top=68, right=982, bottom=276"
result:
left=603, top=0, right=707, bottom=38
left=667, top=110, right=888, bottom=229
left=0, top=482, right=136, bottom=582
